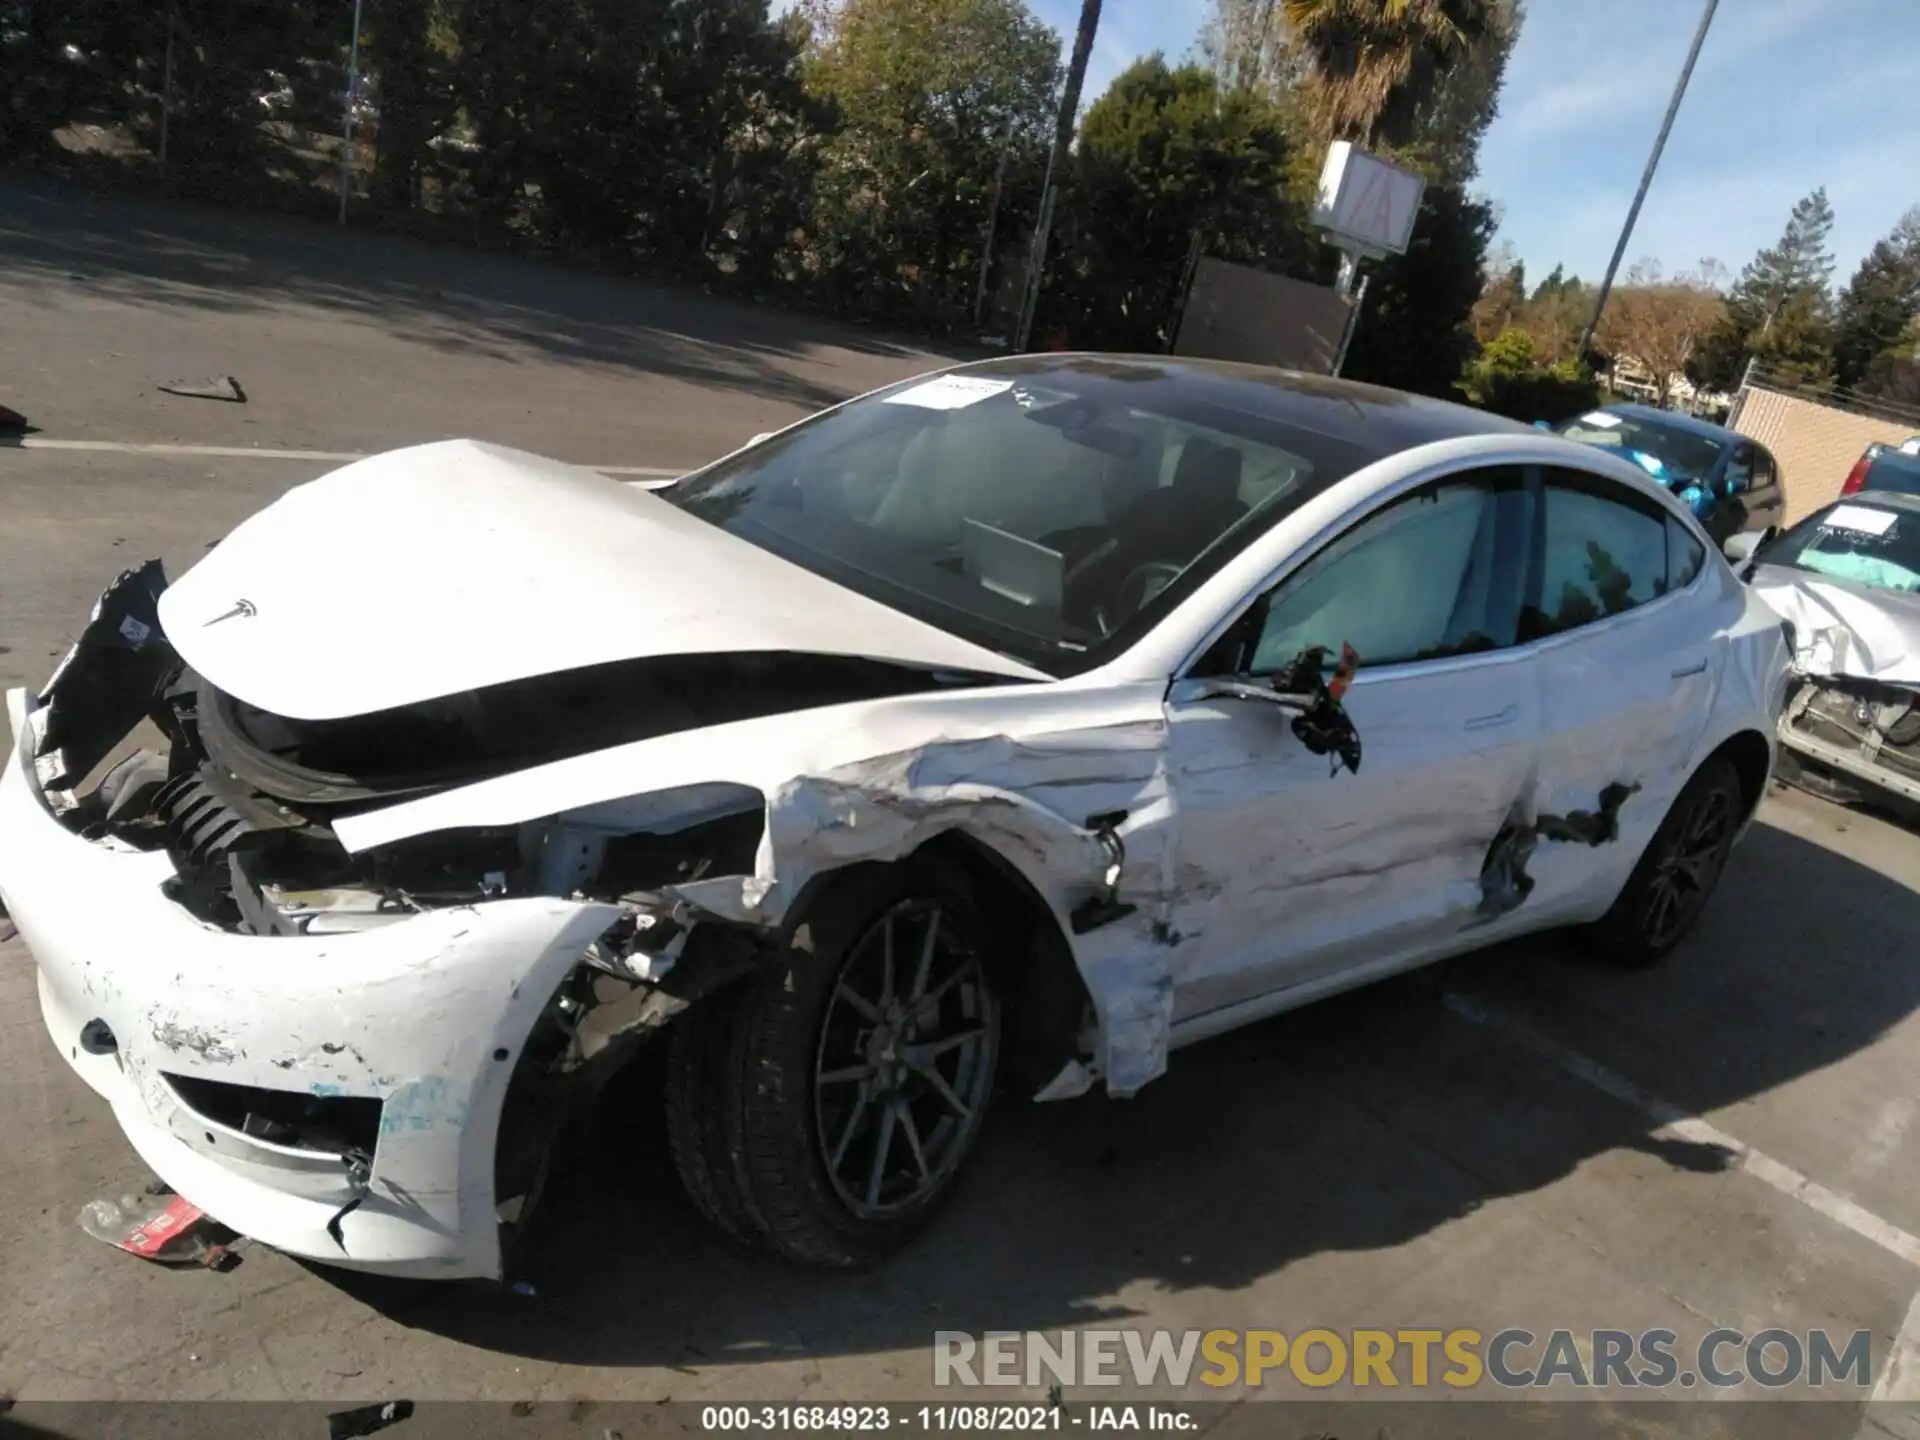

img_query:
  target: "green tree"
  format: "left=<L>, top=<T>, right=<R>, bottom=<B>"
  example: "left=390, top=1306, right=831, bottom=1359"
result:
left=450, top=0, right=810, bottom=268
left=1046, top=56, right=1305, bottom=349
left=1457, top=325, right=1600, bottom=421
left=1343, top=181, right=1496, bottom=395
left=1402, top=0, right=1520, bottom=183
left=1469, top=242, right=1524, bottom=342
left=1281, top=0, right=1499, bottom=149
left=1832, top=208, right=1920, bottom=389
left=1696, top=187, right=1837, bottom=390
left=365, top=0, right=450, bottom=214
left=801, top=0, right=1061, bottom=328
left=1529, top=262, right=1579, bottom=302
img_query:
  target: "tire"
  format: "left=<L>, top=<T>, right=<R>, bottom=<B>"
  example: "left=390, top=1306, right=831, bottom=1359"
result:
left=1586, top=756, right=1744, bottom=968
left=717, top=861, right=1003, bottom=1267
left=663, top=985, right=764, bottom=1247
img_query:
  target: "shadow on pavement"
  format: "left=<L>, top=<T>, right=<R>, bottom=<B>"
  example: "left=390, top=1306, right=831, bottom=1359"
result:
left=313, top=804, right=1920, bottom=1373
left=0, top=178, right=957, bottom=415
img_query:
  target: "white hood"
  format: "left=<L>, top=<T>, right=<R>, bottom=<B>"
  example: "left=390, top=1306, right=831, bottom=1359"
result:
left=158, top=441, right=1045, bottom=721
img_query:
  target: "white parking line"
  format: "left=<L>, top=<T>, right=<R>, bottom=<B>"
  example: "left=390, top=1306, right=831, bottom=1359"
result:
left=1442, top=989, right=1920, bottom=1420
left=11, top=436, right=682, bottom=478
left=16, top=437, right=365, bottom=462
left=1442, top=990, right=1920, bottom=1268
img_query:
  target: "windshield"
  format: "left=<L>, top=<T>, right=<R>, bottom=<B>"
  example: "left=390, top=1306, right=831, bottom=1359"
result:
left=1555, top=410, right=1727, bottom=485
left=659, top=360, right=1375, bottom=676
left=1766, top=501, right=1920, bottom=593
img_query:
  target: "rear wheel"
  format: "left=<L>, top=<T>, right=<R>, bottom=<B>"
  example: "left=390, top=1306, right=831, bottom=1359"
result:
left=1586, top=757, right=1743, bottom=967
left=664, top=862, right=1002, bottom=1266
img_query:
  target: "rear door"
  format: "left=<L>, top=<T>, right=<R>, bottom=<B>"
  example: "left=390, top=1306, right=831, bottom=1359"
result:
left=1163, top=465, right=1542, bottom=1020
left=1517, top=465, right=1720, bottom=919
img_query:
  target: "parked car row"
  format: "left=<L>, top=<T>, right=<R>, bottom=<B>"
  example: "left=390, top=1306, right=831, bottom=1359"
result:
left=1839, top=434, right=1920, bottom=500
left=1549, top=402, right=1785, bottom=548
left=1724, top=491, right=1920, bottom=814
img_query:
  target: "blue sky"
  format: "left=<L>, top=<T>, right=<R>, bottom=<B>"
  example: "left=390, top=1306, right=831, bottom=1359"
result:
left=784, top=0, right=1920, bottom=288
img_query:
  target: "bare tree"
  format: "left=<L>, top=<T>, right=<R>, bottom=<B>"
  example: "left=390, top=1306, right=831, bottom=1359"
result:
left=1202, top=0, right=1301, bottom=92
left=1596, top=258, right=1727, bottom=406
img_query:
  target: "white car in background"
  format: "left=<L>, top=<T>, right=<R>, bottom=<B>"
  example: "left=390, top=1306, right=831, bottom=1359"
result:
left=0, top=356, right=1791, bottom=1282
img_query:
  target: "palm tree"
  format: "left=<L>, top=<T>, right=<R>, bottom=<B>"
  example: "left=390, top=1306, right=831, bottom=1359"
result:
left=1281, top=0, right=1496, bottom=150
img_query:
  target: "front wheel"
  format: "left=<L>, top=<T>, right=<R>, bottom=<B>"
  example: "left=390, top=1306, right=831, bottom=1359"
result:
left=1585, top=757, right=1744, bottom=967
left=664, top=862, right=1002, bottom=1266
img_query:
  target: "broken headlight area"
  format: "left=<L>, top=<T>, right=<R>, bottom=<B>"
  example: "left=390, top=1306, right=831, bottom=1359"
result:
left=42, top=633, right=769, bottom=936
left=164, top=1073, right=383, bottom=1156
left=1788, top=678, right=1920, bottom=782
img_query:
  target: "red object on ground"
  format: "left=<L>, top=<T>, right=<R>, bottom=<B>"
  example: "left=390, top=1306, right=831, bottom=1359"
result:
left=122, top=1196, right=207, bottom=1257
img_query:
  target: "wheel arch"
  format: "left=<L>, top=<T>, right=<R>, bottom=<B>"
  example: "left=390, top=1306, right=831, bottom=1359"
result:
left=773, top=826, right=1094, bottom=1099
left=1705, top=727, right=1774, bottom=823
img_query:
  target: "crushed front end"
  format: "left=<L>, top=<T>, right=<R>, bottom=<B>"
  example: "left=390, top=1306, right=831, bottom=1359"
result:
left=1779, top=675, right=1920, bottom=808
left=0, top=563, right=766, bottom=1279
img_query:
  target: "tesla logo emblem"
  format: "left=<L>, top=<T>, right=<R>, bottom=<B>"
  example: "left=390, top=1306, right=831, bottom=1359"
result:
left=203, top=599, right=257, bottom=627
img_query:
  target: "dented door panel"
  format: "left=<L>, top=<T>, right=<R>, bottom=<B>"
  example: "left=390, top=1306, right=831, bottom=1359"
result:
left=1523, top=597, right=1725, bottom=920
left=1164, top=648, right=1543, bottom=1023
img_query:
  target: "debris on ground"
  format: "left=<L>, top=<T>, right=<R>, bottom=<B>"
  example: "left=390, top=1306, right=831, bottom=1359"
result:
left=158, top=375, right=247, bottom=403
left=77, top=1184, right=244, bottom=1269
left=0, top=404, right=27, bottom=433
left=326, top=1400, right=415, bottom=1440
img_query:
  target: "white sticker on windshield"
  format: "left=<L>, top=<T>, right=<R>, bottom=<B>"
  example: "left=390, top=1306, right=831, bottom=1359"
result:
left=1827, top=504, right=1897, bottom=536
left=1578, top=411, right=1622, bottom=427
left=884, top=376, right=1015, bottom=411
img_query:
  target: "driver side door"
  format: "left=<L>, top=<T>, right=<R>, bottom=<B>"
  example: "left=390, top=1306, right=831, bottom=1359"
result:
left=1162, top=466, right=1544, bottom=1023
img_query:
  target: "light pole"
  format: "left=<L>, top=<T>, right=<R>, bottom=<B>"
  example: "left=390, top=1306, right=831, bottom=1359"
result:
left=1014, top=0, right=1102, bottom=352
left=1577, top=0, right=1719, bottom=360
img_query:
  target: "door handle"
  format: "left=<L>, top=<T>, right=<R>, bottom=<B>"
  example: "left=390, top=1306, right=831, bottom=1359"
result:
left=1464, top=703, right=1519, bottom=730
left=1670, top=658, right=1709, bottom=679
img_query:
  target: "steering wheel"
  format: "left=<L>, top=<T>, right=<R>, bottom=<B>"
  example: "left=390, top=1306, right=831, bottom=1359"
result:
left=1115, top=561, right=1184, bottom=623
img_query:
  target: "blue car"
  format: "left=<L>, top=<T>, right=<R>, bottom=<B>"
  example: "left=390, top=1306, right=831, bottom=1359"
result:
left=1549, top=404, right=1786, bottom=546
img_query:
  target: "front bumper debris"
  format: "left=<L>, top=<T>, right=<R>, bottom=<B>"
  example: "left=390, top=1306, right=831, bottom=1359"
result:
left=2, top=680, right=620, bottom=1278
left=1779, top=679, right=1920, bottom=806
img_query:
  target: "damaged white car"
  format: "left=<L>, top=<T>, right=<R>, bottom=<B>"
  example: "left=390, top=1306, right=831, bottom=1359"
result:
left=1, top=357, right=1791, bottom=1281
left=1733, top=492, right=1920, bottom=810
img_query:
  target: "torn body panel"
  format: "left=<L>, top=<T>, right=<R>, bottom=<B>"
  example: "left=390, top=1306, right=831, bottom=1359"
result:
left=1162, top=644, right=1542, bottom=1024
left=338, top=687, right=1181, bottom=1095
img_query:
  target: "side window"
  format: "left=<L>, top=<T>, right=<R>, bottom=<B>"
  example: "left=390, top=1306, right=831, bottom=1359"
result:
left=1723, top=444, right=1754, bottom=494
left=1667, top=514, right=1705, bottom=590
left=1226, top=468, right=1530, bottom=674
left=1752, top=448, right=1777, bottom=489
left=1521, top=469, right=1673, bottom=641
